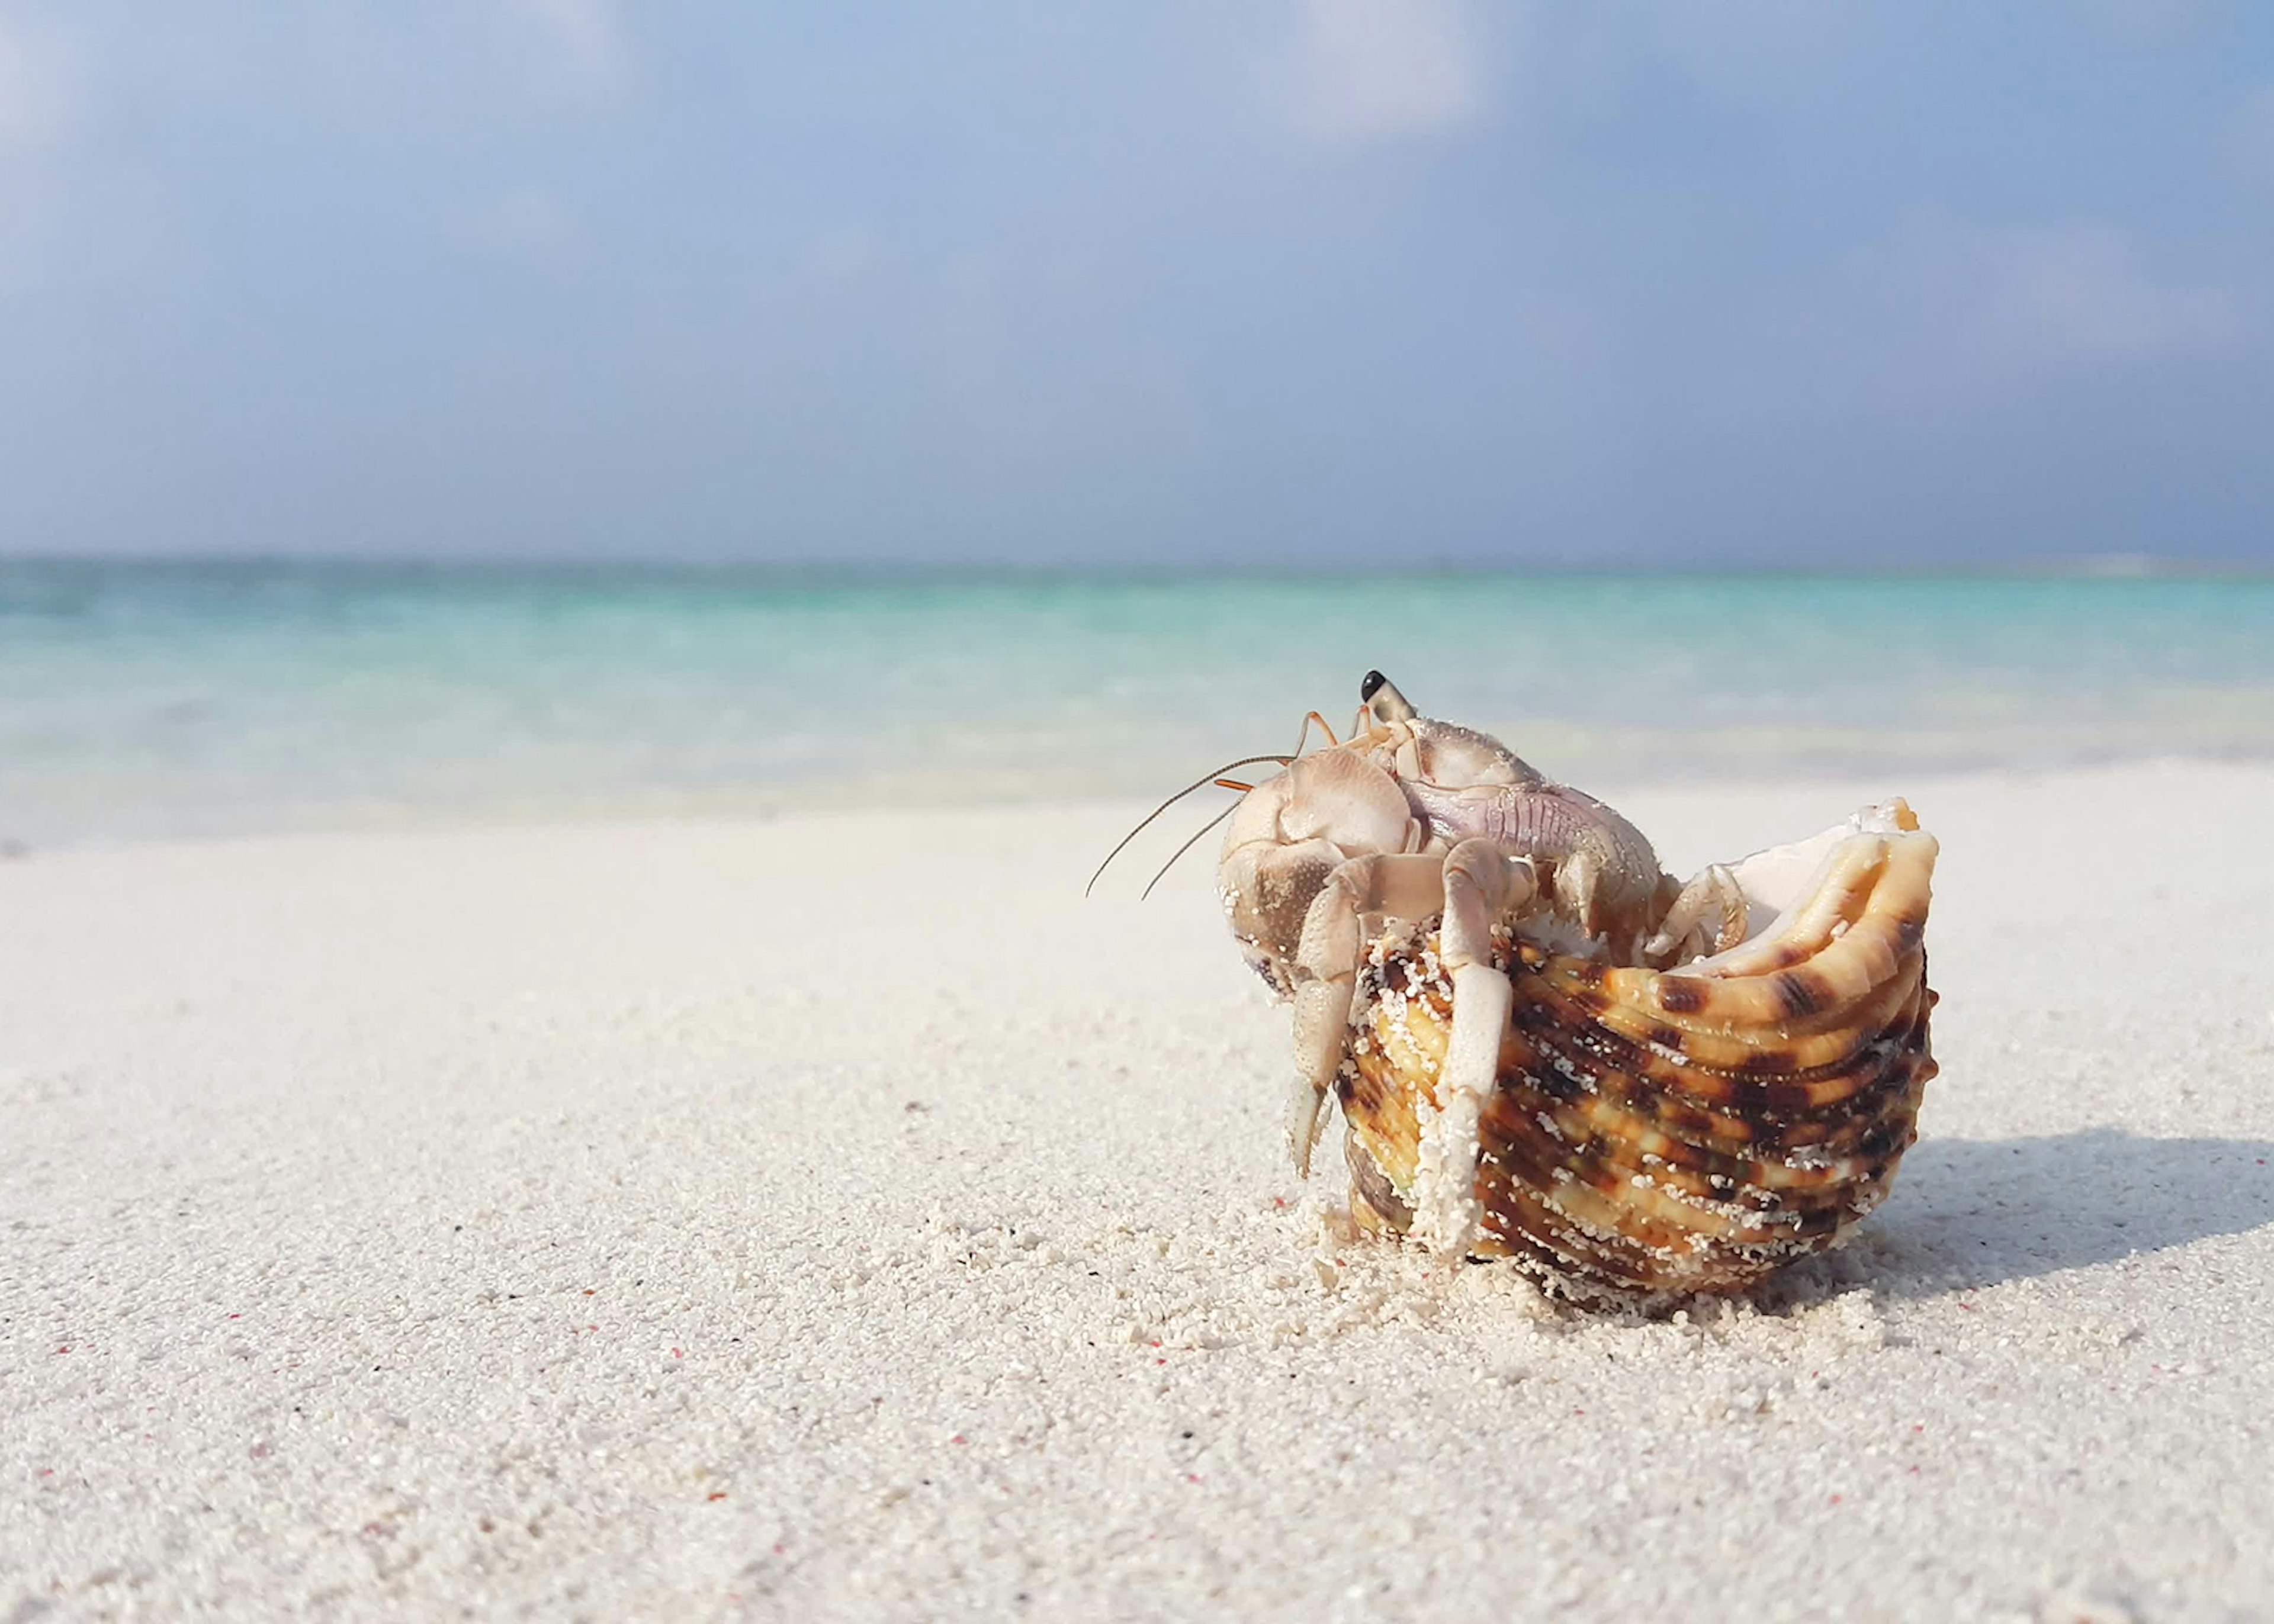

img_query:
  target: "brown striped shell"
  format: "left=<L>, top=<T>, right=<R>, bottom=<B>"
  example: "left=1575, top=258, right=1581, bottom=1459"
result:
left=1337, top=802, right=1939, bottom=1300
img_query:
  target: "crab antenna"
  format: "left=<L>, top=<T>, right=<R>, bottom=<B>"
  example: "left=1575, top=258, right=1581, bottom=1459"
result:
left=1139, top=797, right=1244, bottom=901
left=1084, top=754, right=1295, bottom=898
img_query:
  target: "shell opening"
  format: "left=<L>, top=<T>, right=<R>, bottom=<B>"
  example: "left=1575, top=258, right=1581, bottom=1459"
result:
left=1712, top=799, right=1932, bottom=956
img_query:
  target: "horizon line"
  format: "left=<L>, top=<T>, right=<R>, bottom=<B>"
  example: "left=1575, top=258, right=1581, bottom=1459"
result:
left=3, top=551, right=2271, bottom=584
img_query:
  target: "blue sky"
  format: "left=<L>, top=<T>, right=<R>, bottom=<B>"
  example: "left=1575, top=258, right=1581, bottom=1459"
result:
left=1, top=1, right=2270, bottom=566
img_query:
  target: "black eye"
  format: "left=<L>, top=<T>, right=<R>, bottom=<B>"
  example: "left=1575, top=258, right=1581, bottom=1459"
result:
left=1360, top=670, right=1387, bottom=702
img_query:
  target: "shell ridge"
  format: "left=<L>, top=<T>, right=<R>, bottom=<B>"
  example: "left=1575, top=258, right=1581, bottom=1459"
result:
left=1340, top=810, right=1940, bottom=1298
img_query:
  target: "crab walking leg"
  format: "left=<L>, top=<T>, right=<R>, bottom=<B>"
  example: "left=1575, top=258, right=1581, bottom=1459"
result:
left=1286, top=851, right=1457, bottom=1173
left=1284, top=845, right=1537, bottom=1178
left=1409, top=839, right=1534, bottom=1256
left=1645, top=862, right=1749, bottom=964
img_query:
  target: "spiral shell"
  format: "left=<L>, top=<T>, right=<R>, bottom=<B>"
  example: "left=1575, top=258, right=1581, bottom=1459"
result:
left=1338, top=802, right=1940, bottom=1300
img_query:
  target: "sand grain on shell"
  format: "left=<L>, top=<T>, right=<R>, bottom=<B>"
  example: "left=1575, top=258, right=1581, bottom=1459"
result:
left=5, top=766, right=2274, bottom=1620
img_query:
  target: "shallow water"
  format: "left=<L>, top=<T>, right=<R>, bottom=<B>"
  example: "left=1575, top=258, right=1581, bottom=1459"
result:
left=6, top=560, right=2273, bottom=844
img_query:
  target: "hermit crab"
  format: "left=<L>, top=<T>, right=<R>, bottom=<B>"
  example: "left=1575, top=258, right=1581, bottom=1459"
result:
left=1097, top=673, right=1939, bottom=1301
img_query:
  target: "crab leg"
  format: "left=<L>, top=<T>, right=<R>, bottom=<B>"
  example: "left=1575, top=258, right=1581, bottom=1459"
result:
left=1411, top=839, right=1532, bottom=1256
left=1287, top=851, right=1450, bottom=1173
left=1645, top=862, right=1749, bottom=964
left=1286, top=842, right=1536, bottom=1198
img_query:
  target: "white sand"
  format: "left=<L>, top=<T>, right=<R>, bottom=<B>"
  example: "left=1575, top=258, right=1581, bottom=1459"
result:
left=7, top=764, right=2274, bottom=1622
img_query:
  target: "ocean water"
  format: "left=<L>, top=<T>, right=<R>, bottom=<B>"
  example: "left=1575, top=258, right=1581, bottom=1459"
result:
left=5, top=560, right=2274, bottom=845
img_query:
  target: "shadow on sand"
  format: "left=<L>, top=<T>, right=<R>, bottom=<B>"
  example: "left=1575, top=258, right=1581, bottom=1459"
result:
left=1771, top=1128, right=2274, bottom=1306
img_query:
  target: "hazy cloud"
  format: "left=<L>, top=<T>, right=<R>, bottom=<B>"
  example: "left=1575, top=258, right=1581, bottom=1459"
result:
left=1857, top=214, right=2243, bottom=392
left=1963, top=222, right=2240, bottom=361
left=1643, top=0, right=1872, bottom=107
left=0, top=12, right=74, bottom=152
left=2233, top=84, right=2274, bottom=194
left=505, top=0, right=624, bottom=81
left=801, top=224, right=882, bottom=285
left=2071, top=0, right=2224, bottom=47
left=466, top=185, right=580, bottom=260
left=1281, top=0, right=1483, bottom=142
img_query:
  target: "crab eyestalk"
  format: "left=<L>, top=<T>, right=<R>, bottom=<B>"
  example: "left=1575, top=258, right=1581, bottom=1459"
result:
left=1360, top=670, right=1417, bottom=725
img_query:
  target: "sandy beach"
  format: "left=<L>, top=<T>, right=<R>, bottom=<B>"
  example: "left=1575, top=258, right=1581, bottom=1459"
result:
left=7, top=763, right=2274, bottom=1622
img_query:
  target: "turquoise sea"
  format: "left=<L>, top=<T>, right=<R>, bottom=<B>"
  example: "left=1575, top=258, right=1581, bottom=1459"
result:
left=5, top=560, right=2274, bottom=845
